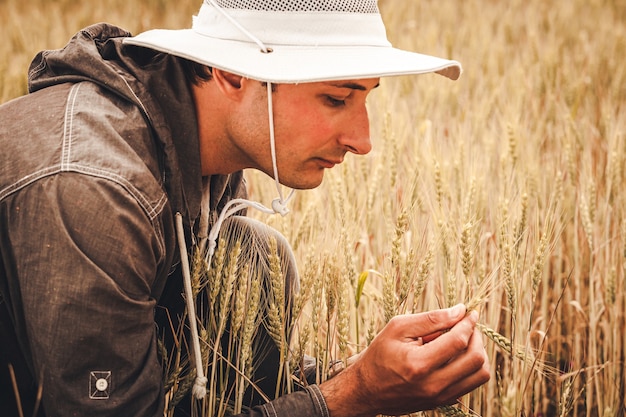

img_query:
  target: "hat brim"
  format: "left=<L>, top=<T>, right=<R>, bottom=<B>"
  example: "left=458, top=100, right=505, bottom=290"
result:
left=124, top=29, right=462, bottom=83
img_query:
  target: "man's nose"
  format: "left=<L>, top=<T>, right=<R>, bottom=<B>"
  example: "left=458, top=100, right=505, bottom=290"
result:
left=338, top=105, right=372, bottom=155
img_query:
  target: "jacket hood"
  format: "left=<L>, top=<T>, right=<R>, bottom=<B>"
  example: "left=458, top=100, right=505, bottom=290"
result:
left=28, top=23, right=203, bottom=223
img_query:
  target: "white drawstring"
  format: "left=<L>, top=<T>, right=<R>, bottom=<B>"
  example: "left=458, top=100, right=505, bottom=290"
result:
left=265, top=81, right=297, bottom=207
left=204, top=194, right=294, bottom=263
left=207, top=0, right=271, bottom=54
left=175, top=213, right=208, bottom=398
left=183, top=0, right=296, bottom=400
left=206, top=0, right=294, bottom=215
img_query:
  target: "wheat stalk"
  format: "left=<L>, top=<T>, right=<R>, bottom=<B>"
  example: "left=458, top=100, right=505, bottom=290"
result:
left=437, top=404, right=474, bottom=417
left=507, top=124, right=518, bottom=168
left=336, top=265, right=351, bottom=360
left=580, top=194, right=594, bottom=252
left=476, top=323, right=536, bottom=366
left=500, top=216, right=516, bottom=318
left=231, top=263, right=249, bottom=337
left=460, top=221, right=474, bottom=280
left=382, top=271, right=396, bottom=324
left=412, top=247, right=433, bottom=313
left=531, top=231, right=548, bottom=304
left=266, top=236, right=285, bottom=348
left=514, top=192, right=528, bottom=255
left=434, top=159, right=445, bottom=208
left=207, top=237, right=227, bottom=316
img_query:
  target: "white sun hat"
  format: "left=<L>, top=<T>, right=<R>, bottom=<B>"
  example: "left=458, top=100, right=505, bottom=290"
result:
left=124, top=0, right=462, bottom=83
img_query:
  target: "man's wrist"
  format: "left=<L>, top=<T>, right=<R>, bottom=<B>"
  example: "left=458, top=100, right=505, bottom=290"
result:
left=318, top=365, right=374, bottom=417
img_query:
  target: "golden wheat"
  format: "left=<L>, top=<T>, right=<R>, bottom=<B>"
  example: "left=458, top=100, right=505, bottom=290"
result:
left=3, top=1, right=626, bottom=416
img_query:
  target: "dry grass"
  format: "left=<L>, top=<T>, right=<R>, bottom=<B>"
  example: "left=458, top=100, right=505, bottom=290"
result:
left=2, top=0, right=625, bottom=416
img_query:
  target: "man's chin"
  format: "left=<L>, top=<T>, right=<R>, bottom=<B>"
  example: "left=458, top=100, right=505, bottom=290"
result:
left=281, top=172, right=325, bottom=190
left=288, top=179, right=324, bottom=190
left=258, top=166, right=326, bottom=190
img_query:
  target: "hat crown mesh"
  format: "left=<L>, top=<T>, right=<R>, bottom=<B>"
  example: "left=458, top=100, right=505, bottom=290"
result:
left=212, top=0, right=379, bottom=13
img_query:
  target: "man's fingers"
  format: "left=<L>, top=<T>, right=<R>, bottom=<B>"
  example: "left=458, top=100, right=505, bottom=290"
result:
left=385, top=304, right=468, bottom=341
left=407, top=311, right=480, bottom=370
left=440, top=327, right=488, bottom=374
left=440, top=360, right=490, bottom=401
left=429, top=327, right=490, bottom=402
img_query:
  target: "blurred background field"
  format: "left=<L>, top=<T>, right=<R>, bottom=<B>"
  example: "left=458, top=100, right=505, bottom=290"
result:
left=2, top=0, right=625, bottom=416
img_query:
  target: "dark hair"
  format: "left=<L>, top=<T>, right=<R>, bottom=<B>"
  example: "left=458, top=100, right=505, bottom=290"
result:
left=179, top=58, right=278, bottom=91
left=180, top=58, right=213, bottom=85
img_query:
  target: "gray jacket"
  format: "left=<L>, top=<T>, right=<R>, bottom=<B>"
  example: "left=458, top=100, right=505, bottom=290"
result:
left=0, top=23, right=327, bottom=417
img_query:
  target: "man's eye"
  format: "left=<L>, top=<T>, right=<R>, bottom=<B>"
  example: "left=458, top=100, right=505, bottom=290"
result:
left=326, top=96, right=346, bottom=107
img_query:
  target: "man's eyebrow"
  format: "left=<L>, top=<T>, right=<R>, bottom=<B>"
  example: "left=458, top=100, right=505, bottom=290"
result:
left=328, top=81, right=380, bottom=91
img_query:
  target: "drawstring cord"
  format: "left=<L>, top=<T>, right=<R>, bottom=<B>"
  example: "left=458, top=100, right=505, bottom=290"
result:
left=207, top=0, right=270, bottom=54
left=265, top=81, right=297, bottom=208
left=204, top=194, right=294, bottom=263
left=175, top=213, right=208, bottom=398
left=182, top=0, right=295, bottom=399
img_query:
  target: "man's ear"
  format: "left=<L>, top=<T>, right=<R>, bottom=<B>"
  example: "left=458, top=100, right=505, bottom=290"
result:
left=212, top=68, right=245, bottom=100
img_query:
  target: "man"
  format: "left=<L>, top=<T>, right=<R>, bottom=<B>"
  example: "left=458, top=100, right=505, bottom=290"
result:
left=0, top=0, right=490, bottom=416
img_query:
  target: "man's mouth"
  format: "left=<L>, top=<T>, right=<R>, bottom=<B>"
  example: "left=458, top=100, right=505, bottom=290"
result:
left=316, top=157, right=343, bottom=169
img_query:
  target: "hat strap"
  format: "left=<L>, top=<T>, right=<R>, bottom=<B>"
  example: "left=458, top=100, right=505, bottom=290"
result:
left=207, top=0, right=291, bottom=207
left=206, top=0, right=271, bottom=53
left=186, top=2, right=295, bottom=401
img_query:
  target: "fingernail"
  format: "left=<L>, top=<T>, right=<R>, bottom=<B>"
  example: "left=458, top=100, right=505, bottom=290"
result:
left=469, top=310, right=479, bottom=323
left=450, top=303, right=465, bottom=318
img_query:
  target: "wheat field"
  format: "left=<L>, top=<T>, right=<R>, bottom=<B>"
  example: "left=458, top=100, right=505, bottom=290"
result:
left=1, top=0, right=625, bottom=416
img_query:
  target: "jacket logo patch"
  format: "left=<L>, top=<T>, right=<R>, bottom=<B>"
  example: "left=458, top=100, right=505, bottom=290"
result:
left=89, top=371, right=111, bottom=399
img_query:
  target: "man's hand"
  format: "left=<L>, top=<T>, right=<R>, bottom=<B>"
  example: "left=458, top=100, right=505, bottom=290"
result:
left=319, top=304, right=490, bottom=417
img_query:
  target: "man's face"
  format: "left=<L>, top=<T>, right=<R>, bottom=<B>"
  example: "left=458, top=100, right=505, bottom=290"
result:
left=231, top=78, right=380, bottom=189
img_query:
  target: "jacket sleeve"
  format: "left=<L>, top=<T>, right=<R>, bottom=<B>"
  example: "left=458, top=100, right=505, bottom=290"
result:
left=245, top=385, right=329, bottom=417
left=3, top=172, right=332, bottom=417
left=3, top=173, right=171, bottom=416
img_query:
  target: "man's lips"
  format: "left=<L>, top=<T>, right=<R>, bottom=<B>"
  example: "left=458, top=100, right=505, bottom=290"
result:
left=316, top=157, right=344, bottom=168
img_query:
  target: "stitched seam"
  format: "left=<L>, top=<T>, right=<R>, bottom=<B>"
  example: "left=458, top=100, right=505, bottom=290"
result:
left=308, top=385, right=330, bottom=417
left=28, top=50, right=49, bottom=79
left=263, top=402, right=278, bottom=417
left=68, top=164, right=168, bottom=220
left=119, top=76, right=151, bottom=123
left=62, top=83, right=82, bottom=171
left=57, top=82, right=165, bottom=220
left=0, top=167, right=60, bottom=201
left=0, top=167, right=167, bottom=222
